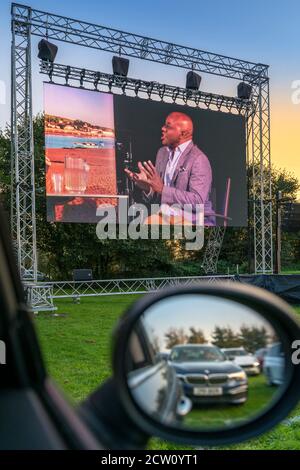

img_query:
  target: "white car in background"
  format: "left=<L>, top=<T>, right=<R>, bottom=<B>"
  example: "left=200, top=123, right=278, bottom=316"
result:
left=221, top=347, right=260, bottom=376
left=263, top=343, right=285, bottom=386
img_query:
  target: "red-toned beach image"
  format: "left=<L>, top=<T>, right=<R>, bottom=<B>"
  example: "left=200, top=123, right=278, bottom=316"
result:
left=45, top=148, right=117, bottom=196
left=44, top=83, right=118, bottom=222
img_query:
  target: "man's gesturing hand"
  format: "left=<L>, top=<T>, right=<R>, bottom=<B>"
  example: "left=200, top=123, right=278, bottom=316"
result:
left=141, top=161, right=164, bottom=194
left=124, top=162, right=151, bottom=192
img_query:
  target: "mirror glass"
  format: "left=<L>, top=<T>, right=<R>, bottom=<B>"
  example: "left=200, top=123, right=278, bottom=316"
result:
left=125, top=294, right=289, bottom=431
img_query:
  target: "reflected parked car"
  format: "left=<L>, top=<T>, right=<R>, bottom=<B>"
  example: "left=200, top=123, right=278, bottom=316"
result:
left=263, top=343, right=285, bottom=386
left=221, top=347, right=260, bottom=376
left=169, top=344, right=248, bottom=405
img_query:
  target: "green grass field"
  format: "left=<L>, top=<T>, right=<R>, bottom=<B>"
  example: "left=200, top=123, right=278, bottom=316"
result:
left=282, top=265, right=300, bottom=275
left=34, top=296, right=300, bottom=450
left=184, top=375, right=278, bottom=429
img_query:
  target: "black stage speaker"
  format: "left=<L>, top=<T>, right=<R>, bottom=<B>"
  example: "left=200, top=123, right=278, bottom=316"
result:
left=38, top=39, right=58, bottom=62
left=186, top=71, right=202, bottom=90
left=73, top=269, right=93, bottom=281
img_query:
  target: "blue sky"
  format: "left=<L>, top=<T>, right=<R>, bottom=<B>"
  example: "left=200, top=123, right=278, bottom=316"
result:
left=0, top=0, right=299, bottom=182
left=1, top=0, right=299, bottom=121
left=44, top=83, right=114, bottom=127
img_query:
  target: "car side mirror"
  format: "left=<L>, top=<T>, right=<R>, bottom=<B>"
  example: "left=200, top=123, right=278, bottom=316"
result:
left=112, top=283, right=300, bottom=447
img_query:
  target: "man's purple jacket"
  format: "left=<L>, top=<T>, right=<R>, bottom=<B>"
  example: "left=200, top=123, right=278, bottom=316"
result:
left=143, top=141, right=215, bottom=225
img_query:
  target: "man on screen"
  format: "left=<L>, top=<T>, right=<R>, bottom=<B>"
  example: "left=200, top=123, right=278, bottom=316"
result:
left=125, top=111, right=215, bottom=225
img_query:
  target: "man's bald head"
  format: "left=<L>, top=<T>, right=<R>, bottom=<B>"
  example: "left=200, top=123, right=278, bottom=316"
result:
left=161, top=112, right=194, bottom=148
left=167, top=112, right=193, bottom=135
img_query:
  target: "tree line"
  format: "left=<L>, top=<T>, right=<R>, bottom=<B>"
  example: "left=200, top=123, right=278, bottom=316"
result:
left=164, top=325, right=273, bottom=353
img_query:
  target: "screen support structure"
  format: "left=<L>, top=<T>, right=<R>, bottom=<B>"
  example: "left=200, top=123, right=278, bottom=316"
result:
left=11, top=5, right=37, bottom=282
left=11, top=3, right=273, bottom=294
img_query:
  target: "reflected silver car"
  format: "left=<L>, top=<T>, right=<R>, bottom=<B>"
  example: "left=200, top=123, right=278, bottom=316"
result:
left=221, top=347, right=260, bottom=376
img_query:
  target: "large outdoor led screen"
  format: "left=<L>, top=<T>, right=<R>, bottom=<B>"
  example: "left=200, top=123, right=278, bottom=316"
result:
left=44, top=83, right=247, bottom=226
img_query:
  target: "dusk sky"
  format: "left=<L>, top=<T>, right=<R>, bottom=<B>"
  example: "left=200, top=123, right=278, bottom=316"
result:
left=1, top=0, right=299, bottom=194
left=44, top=84, right=114, bottom=128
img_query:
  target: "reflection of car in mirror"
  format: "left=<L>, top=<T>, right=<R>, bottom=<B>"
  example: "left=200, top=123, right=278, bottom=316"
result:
left=263, top=343, right=285, bottom=386
left=221, top=347, right=261, bottom=376
left=127, top=322, right=192, bottom=423
left=169, top=344, right=248, bottom=405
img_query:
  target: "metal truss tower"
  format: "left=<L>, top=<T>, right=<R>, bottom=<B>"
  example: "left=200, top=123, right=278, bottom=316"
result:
left=248, top=80, right=273, bottom=273
left=11, top=5, right=37, bottom=281
left=202, top=228, right=226, bottom=274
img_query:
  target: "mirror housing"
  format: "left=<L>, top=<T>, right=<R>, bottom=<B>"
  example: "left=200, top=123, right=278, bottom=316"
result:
left=112, top=283, right=300, bottom=446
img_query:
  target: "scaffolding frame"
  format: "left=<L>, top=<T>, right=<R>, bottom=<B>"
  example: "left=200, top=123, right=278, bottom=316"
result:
left=26, top=275, right=237, bottom=301
left=11, top=3, right=273, bottom=298
left=39, top=60, right=253, bottom=115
